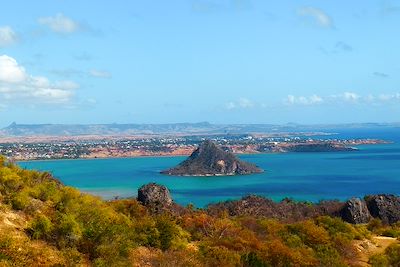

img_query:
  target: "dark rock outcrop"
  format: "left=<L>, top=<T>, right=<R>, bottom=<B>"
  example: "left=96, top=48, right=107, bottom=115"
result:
left=136, top=183, right=400, bottom=225
left=207, top=195, right=344, bottom=223
left=340, top=198, right=371, bottom=224
left=365, top=194, right=400, bottom=224
left=161, top=140, right=263, bottom=176
left=137, top=183, right=173, bottom=206
left=208, top=194, right=400, bottom=224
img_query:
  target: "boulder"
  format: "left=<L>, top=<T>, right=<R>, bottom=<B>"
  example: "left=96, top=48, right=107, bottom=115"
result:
left=365, top=194, right=400, bottom=224
left=137, top=183, right=173, bottom=206
left=340, top=197, right=371, bottom=224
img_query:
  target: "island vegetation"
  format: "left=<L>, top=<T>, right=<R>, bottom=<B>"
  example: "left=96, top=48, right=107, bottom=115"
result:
left=1, top=155, right=400, bottom=266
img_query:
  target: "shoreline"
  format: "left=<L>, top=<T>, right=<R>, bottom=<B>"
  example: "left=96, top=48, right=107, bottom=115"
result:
left=15, top=143, right=386, bottom=163
left=15, top=141, right=392, bottom=163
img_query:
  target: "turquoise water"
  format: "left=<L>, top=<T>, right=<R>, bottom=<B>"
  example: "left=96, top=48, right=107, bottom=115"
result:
left=18, top=128, right=400, bottom=207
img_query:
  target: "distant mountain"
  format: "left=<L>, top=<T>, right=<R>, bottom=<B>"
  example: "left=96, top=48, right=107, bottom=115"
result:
left=161, top=140, right=263, bottom=176
left=0, top=122, right=398, bottom=137
left=0, top=122, right=218, bottom=136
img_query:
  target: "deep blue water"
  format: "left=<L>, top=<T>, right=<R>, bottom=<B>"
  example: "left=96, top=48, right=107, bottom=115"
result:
left=18, top=127, right=400, bottom=207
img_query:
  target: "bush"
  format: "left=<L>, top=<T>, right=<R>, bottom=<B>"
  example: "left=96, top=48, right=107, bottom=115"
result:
left=286, top=220, right=330, bottom=248
left=11, top=191, right=30, bottom=210
left=385, top=243, right=400, bottom=266
left=31, top=181, right=60, bottom=202
left=56, top=213, right=82, bottom=247
left=156, top=215, right=189, bottom=251
left=241, top=251, right=269, bottom=267
left=381, top=228, right=400, bottom=238
left=200, top=245, right=241, bottom=267
left=28, top=214, right=53, bottom=240
left=316, top=216, right=358, bottom=240
left=369, top=254, right=389, bottom=267
left=0, top=168, right=23, bottom=194
left=315, top=244, right=347, bottom=267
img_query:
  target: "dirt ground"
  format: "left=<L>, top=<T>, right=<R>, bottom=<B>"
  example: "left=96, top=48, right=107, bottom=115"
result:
left=352, top=236, right=398, bottom=266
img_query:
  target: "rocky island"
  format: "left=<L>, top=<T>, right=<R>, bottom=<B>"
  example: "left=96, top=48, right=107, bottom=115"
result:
left=161, top=140, right=263, bottom=176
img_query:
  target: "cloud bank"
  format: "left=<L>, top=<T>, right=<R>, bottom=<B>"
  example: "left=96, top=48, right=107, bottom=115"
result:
left=0, top=55, right=78, bottom=105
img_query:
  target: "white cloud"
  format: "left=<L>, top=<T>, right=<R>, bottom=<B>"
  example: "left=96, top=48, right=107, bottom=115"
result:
left=0, top=55, right=26, bottom=83
left=54, top=80, right=80, bottom=90
left=38, top=13, right=80, bottom=33
left=378, top=93, right=400, bottom=102
left=365, top=94, right=375, bottom=102
left=298, top=7, right=333, bottom=28
left=89, top=69, right=112, bottom=79
left=285, top=94, right=323, bottom=105
left=238, top=97, right=254, bottom=108
left=0, top=55, right=77, bottom=104
left=286, top=92, right=400, bottom=106
left=225, top=98, right=254, bottom=110
left=342, top=92, right=360, bottom=102
left=0, top=26, right=18, bottom=47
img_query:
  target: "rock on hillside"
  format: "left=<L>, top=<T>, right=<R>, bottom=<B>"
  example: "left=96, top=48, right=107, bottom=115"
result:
left=340, top=197, right=371, bottom=224
left=137, top=183, right=173, bottom=206
left=161, top=140, right=263, bottom=176
left=365, top=194, right=400, bottom=224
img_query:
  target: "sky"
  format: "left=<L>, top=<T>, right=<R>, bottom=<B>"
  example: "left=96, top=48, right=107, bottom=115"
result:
left=0, top=0, right=399, bottom=126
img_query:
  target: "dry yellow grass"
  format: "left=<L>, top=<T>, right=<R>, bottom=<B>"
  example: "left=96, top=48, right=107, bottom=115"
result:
left=352, top=236, right=398, bottom=266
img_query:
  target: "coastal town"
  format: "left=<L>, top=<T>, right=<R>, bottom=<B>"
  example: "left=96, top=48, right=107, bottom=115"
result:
left=0, top=133, right=387, bottom=161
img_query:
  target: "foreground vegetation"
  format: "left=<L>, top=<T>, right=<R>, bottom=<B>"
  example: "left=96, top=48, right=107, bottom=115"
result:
left=0, top=156, right=399, bottom=266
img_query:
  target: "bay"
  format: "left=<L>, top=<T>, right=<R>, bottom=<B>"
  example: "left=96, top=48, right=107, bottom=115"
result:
left=18, top=127, right=400, bottom=207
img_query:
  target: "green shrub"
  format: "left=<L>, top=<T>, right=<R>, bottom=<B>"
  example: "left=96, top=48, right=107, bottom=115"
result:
left=56, top=213, right=82, bottom=247
left=385, top=243, right=400, bottom=266
left=156, top=215, right=183, bottom=251
left=370, top=253, right=389, bottom=267
left=241, top=251, right=269, bottom=267
left=315, top=244, right=346, bottom=267
left=381, top=228, right=400, bottom=238
left=0, top=168, right=23, bottom=193
left=11, top=191, right=30, bottom=210
left=316, top=216, right=357, bottom=239
left=28, top=214, right=53, bottom=240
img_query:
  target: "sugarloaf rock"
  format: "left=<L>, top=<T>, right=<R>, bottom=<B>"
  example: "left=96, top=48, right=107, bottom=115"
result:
left=161, top=140, right=263, bottom=176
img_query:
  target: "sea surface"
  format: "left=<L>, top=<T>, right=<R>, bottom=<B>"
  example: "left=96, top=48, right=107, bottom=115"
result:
left=18, top=127, right=400, bottom=207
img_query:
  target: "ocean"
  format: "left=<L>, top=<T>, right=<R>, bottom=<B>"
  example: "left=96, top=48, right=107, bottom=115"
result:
left=18, top=127, right=400, bottom=207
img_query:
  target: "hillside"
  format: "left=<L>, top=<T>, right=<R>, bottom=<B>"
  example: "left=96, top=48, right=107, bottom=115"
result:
left=1, top=156, right=400, bottom=266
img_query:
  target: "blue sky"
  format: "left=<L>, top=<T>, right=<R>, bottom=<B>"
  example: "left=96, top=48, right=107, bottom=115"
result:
left=0, top=0, right=399, bottom=126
